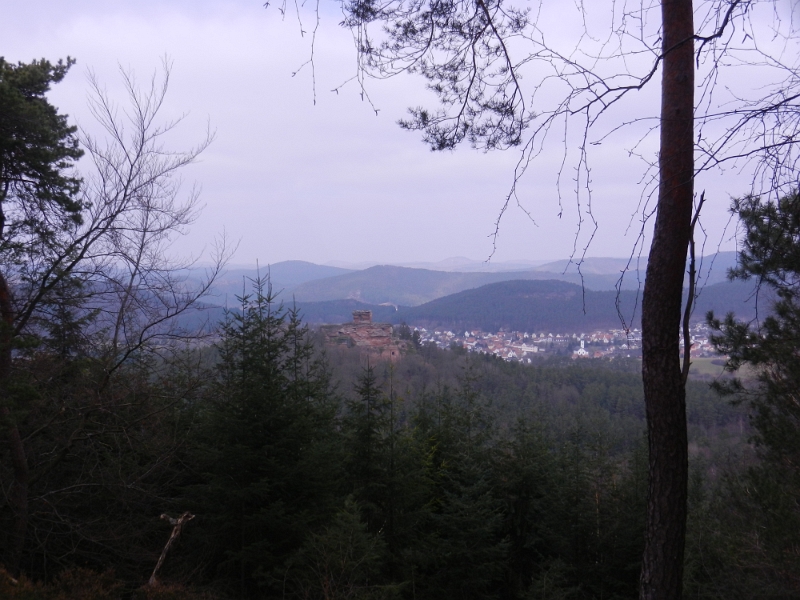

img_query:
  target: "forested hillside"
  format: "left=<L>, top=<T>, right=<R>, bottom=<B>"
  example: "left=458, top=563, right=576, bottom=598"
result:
left=398, top=278, right=763, bottom=332
left=397, top=279, right=637, bottom=331
left=0, top=280, right=757, bottom=599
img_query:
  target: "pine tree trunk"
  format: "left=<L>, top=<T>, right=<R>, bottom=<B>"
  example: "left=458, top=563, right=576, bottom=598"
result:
left=639, top=0, right=694, bottom=597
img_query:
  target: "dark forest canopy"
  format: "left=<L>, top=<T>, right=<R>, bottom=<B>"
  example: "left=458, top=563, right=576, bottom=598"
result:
left=0, top=278, right=755, bottom=598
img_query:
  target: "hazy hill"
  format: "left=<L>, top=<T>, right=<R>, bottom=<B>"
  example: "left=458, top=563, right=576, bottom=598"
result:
left=532, top=257, right=641, bottom=275
left=692, top=278, right=767, bottom=321
left=286, top=276, right=764, bottom=334
left=260, top=260, right=355, bottom=286
left=290, top=265, right=643, bottom=305
left=199, top=260, right=354, bottom=301
left=395, top=277, right=763, bottom=333
left=397, top=279, right=638, bottom=332
left=294, top=299, right=400, bottom=325
left=323, top=257, right=550, bottom=272
left=291, top=265, right=537, bottom=305
left=288, top=253, right=740, bottom=306
left=394, top=256, right=550, bottom=272
left=530, top=251, right=738, bottom=288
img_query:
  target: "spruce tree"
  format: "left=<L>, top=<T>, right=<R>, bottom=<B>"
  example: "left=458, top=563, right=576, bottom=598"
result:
left=411, top=361, right=507, bottom=600
left=188, top=278, right=341, bottom=597
left=342, top=362, right=393, bottom=537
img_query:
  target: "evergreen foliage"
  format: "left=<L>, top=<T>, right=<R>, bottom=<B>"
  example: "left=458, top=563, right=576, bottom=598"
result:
left=0, top=57, right=83, bottom=227
left=343, top=363, right=392, bottom=535
left=3, top=42, right=798, bottom=600
left=704, top=190, right=800, bottom=596
left=187, top=278, right=342, bottom=597
left=2, top=286, right=754, bottom=598
left=0, top=59, right=224, bottom=579
left=287, top=497, right=396, bottom=600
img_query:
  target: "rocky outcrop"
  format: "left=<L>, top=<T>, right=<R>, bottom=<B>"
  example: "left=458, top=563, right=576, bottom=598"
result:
left=322, top=311, right=405, bottom=361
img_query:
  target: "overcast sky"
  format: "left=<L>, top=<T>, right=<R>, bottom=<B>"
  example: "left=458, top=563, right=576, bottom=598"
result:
left=4, top=0, right=773, bottom=268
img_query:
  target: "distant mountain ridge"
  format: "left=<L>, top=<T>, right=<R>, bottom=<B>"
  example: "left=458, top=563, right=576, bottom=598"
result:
left=176, top=252, right=758, bottom=335
left=396, top=279, right=635, bottom=333
left=291, top=265, right=550, bottom=306
left=198, top=260, right=354, bottom=302
left=287, top=252, right=738, bottom=306
left=392, top=278, right=761, bottom=333
left=195, top=252, right=741, bottom=313
left=289, top=277, right=764, bottom=334
left=323, top=257, right=550, bottom=271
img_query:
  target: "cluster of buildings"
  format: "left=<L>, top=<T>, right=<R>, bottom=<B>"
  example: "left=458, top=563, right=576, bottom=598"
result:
left=323, top=311, right=719, bottom=364
left=414, top=321, right=719, bottom=363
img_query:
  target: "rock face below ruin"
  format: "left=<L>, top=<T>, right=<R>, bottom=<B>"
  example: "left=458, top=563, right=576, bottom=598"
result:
left=322, top=310, right=405, bottom=361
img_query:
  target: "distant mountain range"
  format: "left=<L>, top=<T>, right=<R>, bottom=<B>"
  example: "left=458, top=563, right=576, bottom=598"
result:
left=204, top=252, right=739, bottom=307
left=184, top=252, right=759, bottom=333
left=193, top=260, right=354, bottom=304
left=290, top=265, right=563, bottom=306
left=291, top=277, right=764, bottom=334
left=215, top=252, right=734, bottom=303
left=325, top=256, right=551, bottom=272
left=394, top=279, right=637, bottom=332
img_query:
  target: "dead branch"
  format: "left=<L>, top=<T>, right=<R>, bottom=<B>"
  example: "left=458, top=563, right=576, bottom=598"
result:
left=148, top=511, right=195, bottom=587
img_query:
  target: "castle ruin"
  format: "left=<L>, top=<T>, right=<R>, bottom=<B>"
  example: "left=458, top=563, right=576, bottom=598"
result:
left=322, top=310, right=404, bottom=361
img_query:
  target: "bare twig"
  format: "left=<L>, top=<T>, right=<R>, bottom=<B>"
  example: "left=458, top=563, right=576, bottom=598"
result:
left=682, top=191, right=706, bottom=385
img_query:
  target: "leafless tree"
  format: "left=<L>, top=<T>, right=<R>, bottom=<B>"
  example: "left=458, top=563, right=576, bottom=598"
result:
left=77, top=63, right=228, bottom=388
left=270, top=0, right=800, bottom=596
left=0, top=61, right=230, bottom=574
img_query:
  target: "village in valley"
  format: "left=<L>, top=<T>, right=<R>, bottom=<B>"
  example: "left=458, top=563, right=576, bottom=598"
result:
left=414, top=322, right=718, bottom=362
left=324, top=310, right=720, bottom=363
